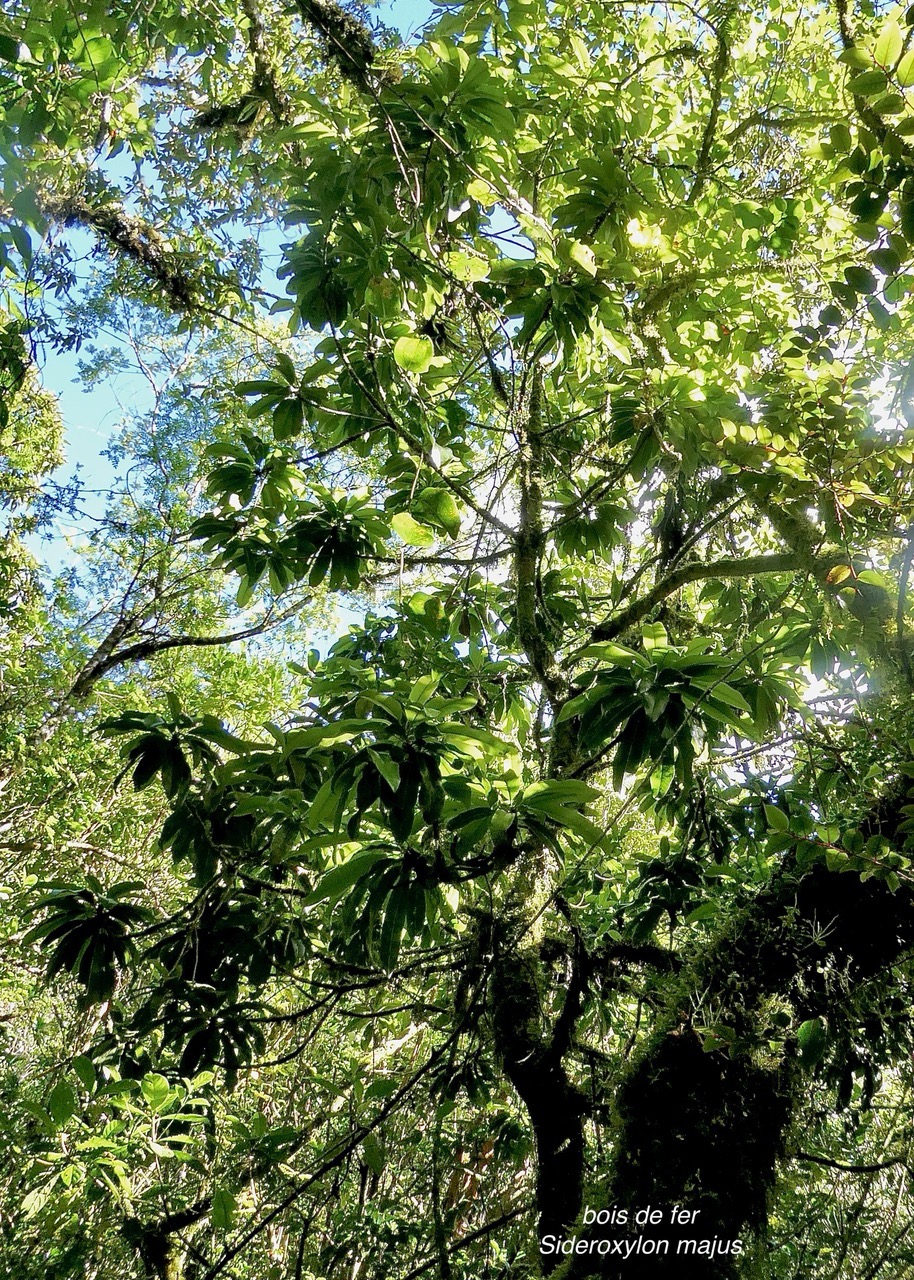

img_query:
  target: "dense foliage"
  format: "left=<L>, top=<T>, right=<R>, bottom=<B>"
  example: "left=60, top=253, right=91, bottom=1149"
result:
left=5, top=0, right=914, bottom=1276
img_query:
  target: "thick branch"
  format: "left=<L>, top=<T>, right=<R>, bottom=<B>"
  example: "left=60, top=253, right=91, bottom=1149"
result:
left=194, top=0, right=289, bottom=131
left=489, top=929, right=586, bottom=1270
left=793, top=1151, right=907, bottom=1175
left=41, top=195, right=203, bottom=311
left=294, top=0, right=380, bottom=92
left=589, top=551, right=844, bottom=643
left=725, top=111, right=837, bottom=147
left=67, top=607, right=300, bottom=701
left=240, top=0, right=288, bottom=120
left=687, top=18, right=732, bottom=206
left=897, top=527, right=914, bottom=689
left=515, top=369, right=564, bottom=702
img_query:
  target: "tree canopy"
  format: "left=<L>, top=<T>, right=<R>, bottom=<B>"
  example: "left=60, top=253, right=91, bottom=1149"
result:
left=5, top=0, right=914, bottom=1276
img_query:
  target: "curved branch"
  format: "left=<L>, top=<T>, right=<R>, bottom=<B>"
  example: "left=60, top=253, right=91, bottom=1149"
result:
left=588, top=550, right=845, bottom=644
left=67, top=606, right=301, bottom=701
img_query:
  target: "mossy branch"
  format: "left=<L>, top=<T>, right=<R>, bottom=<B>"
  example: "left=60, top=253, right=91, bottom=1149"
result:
left=42, top=195, right=203, bottom=311
left=294, top=0, right=379, bottom=92
left=588, top=550, right=847, bottom=644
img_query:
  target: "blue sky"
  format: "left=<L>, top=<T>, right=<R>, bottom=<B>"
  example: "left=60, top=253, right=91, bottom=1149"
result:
left=33, top=0, right=436, bottom=564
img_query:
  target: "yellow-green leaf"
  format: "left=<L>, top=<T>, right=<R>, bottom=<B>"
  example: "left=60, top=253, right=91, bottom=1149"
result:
left=898, top=49, right=914, bottom=86
left=764, top=804, right=790, bottom=833
left=393, top=336, right=434, bottom=374
left=567, top=240, right=597, bottom=276
left=874, top=19, right=903, bottom=68
left=391, top=512, right=436, bottom=547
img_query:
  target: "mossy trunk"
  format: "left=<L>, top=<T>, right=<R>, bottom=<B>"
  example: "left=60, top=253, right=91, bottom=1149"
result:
left=487, top=842, right=587, bottom=1272
left=490, top=945, right=586, bottom=1266
left=562, top=862, right=914, bottom=1279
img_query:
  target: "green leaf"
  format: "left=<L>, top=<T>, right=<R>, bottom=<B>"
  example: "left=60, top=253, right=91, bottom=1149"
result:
left=845, top=265, right=878, bottom=293
left=140, top=1073, right=172, bottom=1113
left=704, top=682, right=753, bottom=715
left=447, top=251, right=489, bottom=282
left=368, top=747, right=401, bottom=791
left=22, top=1187, right=52, bottom=1218
left=438, top=724, right=510, bottom=757
left=391, top=512, right=436, bottom=547
left=378, top=885, right=408, bottom=969
left=362, top=1131, right=386, bottom=1173
left=848, top=69, right=888, bottom=96
left=274, top=352, right=297, bottom=384
left=305, top=850, right=390, bottom=905
left=418, top=488, right=461, bottom=537
left=10, top=223, right=32, bottom=265
left=212, top=1188, right=236, bottom=1232
left=272, top=397, right=304, bottom=439
left=47, top=1080, right=78, bottom=1126
left=838, top=46, right=871, bottom=70
left=567, top=240, right=597, bottom=276
left=641, top=622, right=668, bottom=651
left=0, top=35, right=29, bottom=62
left=72, top=1056, right=96, bottom=1091
left=872, top=92, right=905, bottom=115
left=797, top=1017, right=828, bottom=1067
left=519, top=780, right=601, bottom=809
left=392, top=336, right=434, bottom=374
left=898, top=49, right=914, bottom=87
left=764, top=804, right=790, bottom=832
left=408, top=673, right=440, bottom=704
left=576, top=642, right=642, bottom=667
left=236, top=379, right=288, bottom=396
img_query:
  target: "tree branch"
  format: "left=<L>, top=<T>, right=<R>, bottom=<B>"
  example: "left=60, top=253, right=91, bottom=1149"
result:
left=897, top=526, right=914, bottom=689
left=792, top=1150, right=907, bottom=1175
left=199, top=1035, right=458, bottom=1280
left=399, top=1204, right=532, bottom=1280
left=40, top=195, right=206, bottom=311
left=687, top=16, right=732, bottom=206
left=515, top=368, right=564, bottom=702
left=293, top=0, right=381, bottom=92
left=67, top=606, right=301, bottom=701
left=194, top=0, right=289, bottom=131
left=725, top=110, right=837, bottom=147
left=588, top=551, right=845, bottom=643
